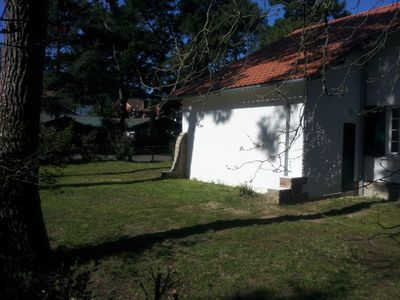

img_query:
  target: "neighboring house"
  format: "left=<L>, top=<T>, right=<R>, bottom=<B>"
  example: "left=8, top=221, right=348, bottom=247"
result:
left=117, top=97, right=157, bottom=119
left=41, top=115, right=150, bottom=131
left=125, top=98, right=146, bottom=118
left=171, top=3, right=400, bottom=202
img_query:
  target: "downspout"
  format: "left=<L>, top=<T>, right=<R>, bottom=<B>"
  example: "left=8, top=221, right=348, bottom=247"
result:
left=302, top=78, right=308, bottom=180
left=284, top=101, right=291, bottom=176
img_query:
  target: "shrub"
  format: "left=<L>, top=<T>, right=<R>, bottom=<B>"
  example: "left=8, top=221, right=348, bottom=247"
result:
left=39, top=123, right=75, bottom=166
left=239, top=182, right=257, bottom=197
left=80, top=130, right=98, bottom=161
left=112, top=134, right=135, bottom=161
left=1, top=255, right=92, bottom=300
left=136, top=265, right=180, bottom=300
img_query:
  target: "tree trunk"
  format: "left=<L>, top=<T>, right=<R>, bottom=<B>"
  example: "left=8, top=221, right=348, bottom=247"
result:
left=118, top=86, right=128, bottom=132
left=0, top=0, right=50, bottom=282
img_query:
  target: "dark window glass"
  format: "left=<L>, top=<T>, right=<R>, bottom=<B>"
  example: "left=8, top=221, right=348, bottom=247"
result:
left=364, top=107, right=386, bottom=156
left=393, top=108, right=400, bottom=118
left=392, top=119, right=399, bottom=130
left=393, top=130, right=399, bottom=140
left=392, top=142, right=399, bottom=153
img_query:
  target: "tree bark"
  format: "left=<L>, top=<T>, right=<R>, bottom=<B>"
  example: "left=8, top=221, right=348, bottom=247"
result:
left=0, top=0, right=50, bottom=279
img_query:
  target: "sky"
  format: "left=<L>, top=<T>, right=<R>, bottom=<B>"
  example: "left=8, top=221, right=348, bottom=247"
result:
left=252, top=0, right=398, bottom=24
left=253, top=0, right=396, bottom=13
left=343, top=0, right=396, bottom=12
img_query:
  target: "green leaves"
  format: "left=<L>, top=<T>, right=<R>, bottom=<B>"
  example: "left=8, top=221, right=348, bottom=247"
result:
left=44, top=0, right=265, bottom=108
left=258, top=0, right=349, bottom=47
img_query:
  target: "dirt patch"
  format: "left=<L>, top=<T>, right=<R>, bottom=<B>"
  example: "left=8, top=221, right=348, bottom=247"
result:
left=203, top=201, right=224, bottom=210
left=345, top=209, right=372, bottom=218
left=260, top=214, right=282, bottom=219
left=223, top=207, right=250, bottom=216
left=175, top=205, right=197, bottom=212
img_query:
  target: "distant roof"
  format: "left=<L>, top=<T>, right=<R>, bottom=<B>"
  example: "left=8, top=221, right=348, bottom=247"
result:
left=41, top=114, right=150, bottom=129
left=125, top=118, right=150, bottom=128
left=73, top=116, right=104, bottom=127
left=176, top=3, right=400, bottom=96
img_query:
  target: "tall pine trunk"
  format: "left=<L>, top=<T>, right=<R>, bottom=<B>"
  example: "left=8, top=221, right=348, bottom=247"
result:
left=0, top=0, right=50, bottom=281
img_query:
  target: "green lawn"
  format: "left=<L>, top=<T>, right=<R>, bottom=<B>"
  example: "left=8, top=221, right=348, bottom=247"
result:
left=40, top=161, right=400, bottom=299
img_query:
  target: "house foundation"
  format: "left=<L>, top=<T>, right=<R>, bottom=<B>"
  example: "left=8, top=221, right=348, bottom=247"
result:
left=362, top=181, right=400, bottom=201
left=268, top=177, right=308, bottom=205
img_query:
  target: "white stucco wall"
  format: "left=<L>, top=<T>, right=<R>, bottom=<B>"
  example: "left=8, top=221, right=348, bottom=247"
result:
left=179, top=35, right=400, bottom=198
left=182, top=83, right=305, bottom=193
left=364, top=155, right=400, bottom=183
left=364, top=36, right=400, bottom=183
left=303, top=65, right=362, bottom=198
left=366, top=41, right=400, bottom=107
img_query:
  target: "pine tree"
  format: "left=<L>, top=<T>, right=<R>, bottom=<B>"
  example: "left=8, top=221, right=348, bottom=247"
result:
left=258, top=0, right=349, bottom=46
left=0, top=0, right=50, bottom=296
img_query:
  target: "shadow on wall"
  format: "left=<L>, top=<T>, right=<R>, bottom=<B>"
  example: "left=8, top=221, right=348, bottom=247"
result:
left=367, top=45, right=400, bottom=106
left=185, top=106, right=233, bottom=177
left=374, top=156, right=400, bottom=182
left=185, top=103, right=291, bottom=181
left=303, top=106, right=343, bottom=196
left=256, top=106, right=286, bottom=161
left=368, top=156, right=400, bottom=200
left=213, top=109, right=232, bottom=124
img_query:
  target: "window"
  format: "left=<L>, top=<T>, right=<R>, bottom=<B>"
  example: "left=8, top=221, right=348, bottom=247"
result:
left=390, top=108, right=400, bottom=153
left=363, top=107, right=400, bottom=156
left=364, top=106, right=386, bottom=157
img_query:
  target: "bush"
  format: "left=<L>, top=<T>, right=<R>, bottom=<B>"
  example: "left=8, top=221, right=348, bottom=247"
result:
left=239, top=182, right=257, bottom=197
left=112, top=134, right=135, bottom=161
left=39, top=124, right=75, bottom=166
left=80, top=130, right=98, bottom=161
left=1, top=256, right=92, bottom=300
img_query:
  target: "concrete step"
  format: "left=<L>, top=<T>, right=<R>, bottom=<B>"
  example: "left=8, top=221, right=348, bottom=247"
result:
left=267, top=188, right=308, bottom=205
left=280, top=177, right=307, bottom=192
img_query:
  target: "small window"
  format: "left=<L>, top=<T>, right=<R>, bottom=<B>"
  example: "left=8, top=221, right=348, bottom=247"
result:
left=364, top=106, right=386, bottom=157
left=390, top=108, right=400, bottom=153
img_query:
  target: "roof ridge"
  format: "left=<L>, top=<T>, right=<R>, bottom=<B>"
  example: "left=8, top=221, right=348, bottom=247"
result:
left=290, top=2, right=400, bottom=36
left=176, top=2, right=400, bottom=97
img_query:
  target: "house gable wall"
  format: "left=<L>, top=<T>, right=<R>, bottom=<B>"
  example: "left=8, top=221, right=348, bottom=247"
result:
left=363, top=34, right=400, bottom=186
left=181, top=81, right=305, bottom=193
left=303, top=64, right=363, bottom=198
left=366, top=34, right=400, bottom=107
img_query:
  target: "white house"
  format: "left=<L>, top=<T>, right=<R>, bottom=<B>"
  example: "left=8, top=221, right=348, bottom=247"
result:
left=167, top=3, right=400, bottom=202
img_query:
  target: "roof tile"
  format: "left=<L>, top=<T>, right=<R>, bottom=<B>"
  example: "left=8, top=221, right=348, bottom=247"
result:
left=177, top=3, right=400, bottom=96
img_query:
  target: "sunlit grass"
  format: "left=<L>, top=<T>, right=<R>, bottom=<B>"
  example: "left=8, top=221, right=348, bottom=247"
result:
left=41, top=161, right=400, bottom=299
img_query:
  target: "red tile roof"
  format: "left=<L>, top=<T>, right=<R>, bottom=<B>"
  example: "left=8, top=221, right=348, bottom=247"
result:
left=176, top=3, right=400, bottom=96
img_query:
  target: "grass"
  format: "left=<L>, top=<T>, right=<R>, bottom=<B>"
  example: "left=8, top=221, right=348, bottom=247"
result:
left=40, top=161, right=400, bottom=299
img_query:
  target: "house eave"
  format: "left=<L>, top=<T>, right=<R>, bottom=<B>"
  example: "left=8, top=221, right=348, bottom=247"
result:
left=178, top=77, right=307, bottom=108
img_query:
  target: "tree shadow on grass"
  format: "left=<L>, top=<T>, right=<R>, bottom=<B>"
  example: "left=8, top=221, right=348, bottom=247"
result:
left=223, top=288, right=343, bottom=300
left=40, top=177, right=163, bottom=189
left=66, top=199, right=387, bottom=262
left=59, top=167, right=168, bottom=177
left=222, top=276, right=350, bottom=300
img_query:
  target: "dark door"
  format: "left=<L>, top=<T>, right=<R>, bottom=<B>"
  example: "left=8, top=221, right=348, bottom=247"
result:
left=342, top=123, right=356, bottom=191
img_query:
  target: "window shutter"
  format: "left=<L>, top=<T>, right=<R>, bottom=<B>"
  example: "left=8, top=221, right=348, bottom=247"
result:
left=364, top=106, right=386, bottom=156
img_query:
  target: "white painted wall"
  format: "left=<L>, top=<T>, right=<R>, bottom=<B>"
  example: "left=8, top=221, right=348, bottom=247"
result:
left=182, top=83, right=305, bottom=193
left=303, top=65, right=362, bottom=198
left=364, top=37, right=400, bottom=183
left=366, top=42, right=400, bottom=107
left=364, top=156, right=400, bottom=183
left=179, top=36, right=400, bottom=198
